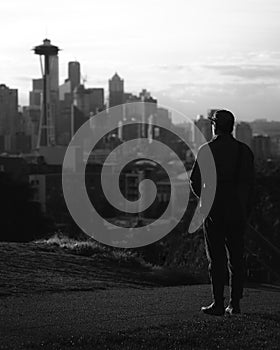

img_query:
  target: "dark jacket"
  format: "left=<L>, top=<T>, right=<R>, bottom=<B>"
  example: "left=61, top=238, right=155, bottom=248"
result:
left=190, top=134, right=255, bottom=222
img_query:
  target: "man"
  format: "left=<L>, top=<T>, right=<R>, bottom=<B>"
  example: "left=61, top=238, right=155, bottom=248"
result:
left=190, top=110, right=255, bottom=316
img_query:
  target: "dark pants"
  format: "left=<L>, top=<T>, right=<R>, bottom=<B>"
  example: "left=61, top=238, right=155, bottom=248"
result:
left=203, top=213, right=246, bottom=304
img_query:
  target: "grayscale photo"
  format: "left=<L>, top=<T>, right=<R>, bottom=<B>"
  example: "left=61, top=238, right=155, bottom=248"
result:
left=0, top=1, right=279, bottom=349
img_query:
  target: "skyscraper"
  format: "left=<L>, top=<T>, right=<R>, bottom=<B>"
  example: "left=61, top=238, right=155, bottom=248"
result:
left=194, top=114, right=213, bottom=147
left=139, top=89, right=157, bottom=138
left=68, top=61, right=81, bottom=92
left=74, top=85, right=104, bottom=116
left=29, top=79, right=43, bottom=107
left=252, top=134, right=271, bottom=161
left=0, top=84, right=18, bottom=136
left=28, top=79, right=43, bottom=148
left=235, top=122, right=252, bottom=149
left=49, top=55, right=59, bottom=92
left=109, top=73, right=124, bottom=108
left=108, top=73, right=124, bottom=128
left=0, top=84, right=31, bottom=153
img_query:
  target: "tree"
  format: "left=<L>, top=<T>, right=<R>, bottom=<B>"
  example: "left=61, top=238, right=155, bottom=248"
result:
left=0, top=173, right=53, bottom=242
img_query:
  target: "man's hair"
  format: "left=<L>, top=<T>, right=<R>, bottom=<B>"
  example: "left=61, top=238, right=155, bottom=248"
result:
left=212, top=110, right=235, bottom=133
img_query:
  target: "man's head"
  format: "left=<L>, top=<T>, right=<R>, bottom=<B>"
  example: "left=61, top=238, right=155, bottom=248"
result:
left=208, top=109, right=235, bottom=135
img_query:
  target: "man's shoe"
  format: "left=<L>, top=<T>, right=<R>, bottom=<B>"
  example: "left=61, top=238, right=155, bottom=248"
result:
left=201, top=302, right=225, bottom=316
left=225, top=302, right=241, bottom=315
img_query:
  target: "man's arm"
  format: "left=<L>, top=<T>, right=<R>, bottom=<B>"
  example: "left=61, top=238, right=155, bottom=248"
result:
left=190, top=150, right=202, bottom=198
left=246, top=149, right=255, bottom=217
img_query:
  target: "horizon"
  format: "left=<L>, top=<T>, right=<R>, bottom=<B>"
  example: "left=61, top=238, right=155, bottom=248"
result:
left=1, top=0, right=280, bottom=122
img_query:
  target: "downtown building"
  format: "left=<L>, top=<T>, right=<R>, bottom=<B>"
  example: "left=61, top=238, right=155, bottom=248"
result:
left=57, top=61, right=105, bottom=145
left=0, top=84, right=31, bottom=153
left=252, top=134, right=271, bottom=161
left=235, top=122, right=253, bottom=149
left=194, top=114, right=213, bottom=148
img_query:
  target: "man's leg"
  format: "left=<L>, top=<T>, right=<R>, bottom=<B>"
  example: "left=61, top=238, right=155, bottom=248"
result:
left=202, top=217, right=227, bottom=315
left=225, top=223, right=246, bottom=314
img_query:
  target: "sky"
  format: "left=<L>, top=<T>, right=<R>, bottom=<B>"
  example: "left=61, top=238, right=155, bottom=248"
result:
left=0, top=0, right=280, bottom=122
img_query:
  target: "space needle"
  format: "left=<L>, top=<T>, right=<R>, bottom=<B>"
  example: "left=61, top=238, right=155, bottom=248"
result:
left=33, top=39, right=60, bottom=148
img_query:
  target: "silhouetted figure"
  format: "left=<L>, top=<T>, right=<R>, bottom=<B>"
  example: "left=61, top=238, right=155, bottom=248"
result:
left=190, top=110, right=255, bottom=315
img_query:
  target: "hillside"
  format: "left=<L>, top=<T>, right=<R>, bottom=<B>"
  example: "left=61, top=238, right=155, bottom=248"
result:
left=0, top=241, right=280, bottom=349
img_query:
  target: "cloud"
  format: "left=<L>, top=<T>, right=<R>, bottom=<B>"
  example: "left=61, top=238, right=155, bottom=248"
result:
left=14, top=76, right=32, bottom=82
left=203, top=64, right=280, bottom=80
left=178, top=99, right=196, bottom=104
left=157, top=64, right=190, bottom=72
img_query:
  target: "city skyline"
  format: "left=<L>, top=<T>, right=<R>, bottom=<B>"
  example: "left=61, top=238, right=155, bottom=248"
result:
left=1, top=0, right=280, bottom=121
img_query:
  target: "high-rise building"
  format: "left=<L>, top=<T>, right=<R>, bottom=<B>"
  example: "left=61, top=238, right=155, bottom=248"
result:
left=271, top=135, right=280, bottom=158
left=50, top=54, right=60, bottom=145
left=74, top=85, right=104, bottom=117
left=122, top=90, right=157, bottom=140
left=49, top=55, right=59, bottom=91
left=156, top=107, right=172, bottom=129
left=194, top=114, right=213, bottom=147
left=250, top=119, right=280, bottom=137
left=108, top=73, right=124, bottom=128
left=0, top=84, right=18, bottom=136
left=109, top=73, right=124, bottom=108
left=57, top=79, right=73, bottom=145
left=0, top=84, right=32, bottom=153
left=59, top=80, right=71, bottom=101
left=68, top=61, right=80, bottom=92
left=252, top=134, right=271, bottom=161
left=29, top=79, right=43, bottom=107
left=138, top=89, right=157, bottom=138
left=235, top=122, right=252, bottom=149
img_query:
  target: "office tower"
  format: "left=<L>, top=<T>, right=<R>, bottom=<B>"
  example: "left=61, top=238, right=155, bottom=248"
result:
left=270, top=135, right=280, bottom=158
left=235, top=122, right=252, bottom=148
left=72, top=85, right=106, bottom=142
left=56, top=80, right=72, bottom=145
left=108, top=73, right=124, bottom=129
left=122, top=90, right=157, bottom=140
left=152, top=107, right=172, bottom=146
left=139, top=89, right=157, bottom=138
left=49, top=55, right=59, bottom=91
left=29, top=79, right=43, bottom=107
left=156, top=107, right=172, bottom=129
left=74, top=85, right=104, bottom=117
left=87, top=88, right=104, bottom=115
left=0, top=84, right=18, bottom=136
left=252, top=134, right=271, bottom=161
left=59, top=80, right=71, bottom=101
left=0, top=84, right=32, bottom=153
left=22, top=107, right=34, bottom=135
left=250, top=119, right=280, bottom=137
left=124, top=92, right=137, bottom=102
left=109, top=73, right=124, bottom=108
left=140, top=89, right=157, bottom=117
left=194, top=114, right=213, bottom=147
left=68, top=61, right=80, bottom=92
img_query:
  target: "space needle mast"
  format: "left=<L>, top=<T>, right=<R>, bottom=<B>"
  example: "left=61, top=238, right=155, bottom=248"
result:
left=33, top=39, right=60, bottom=148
